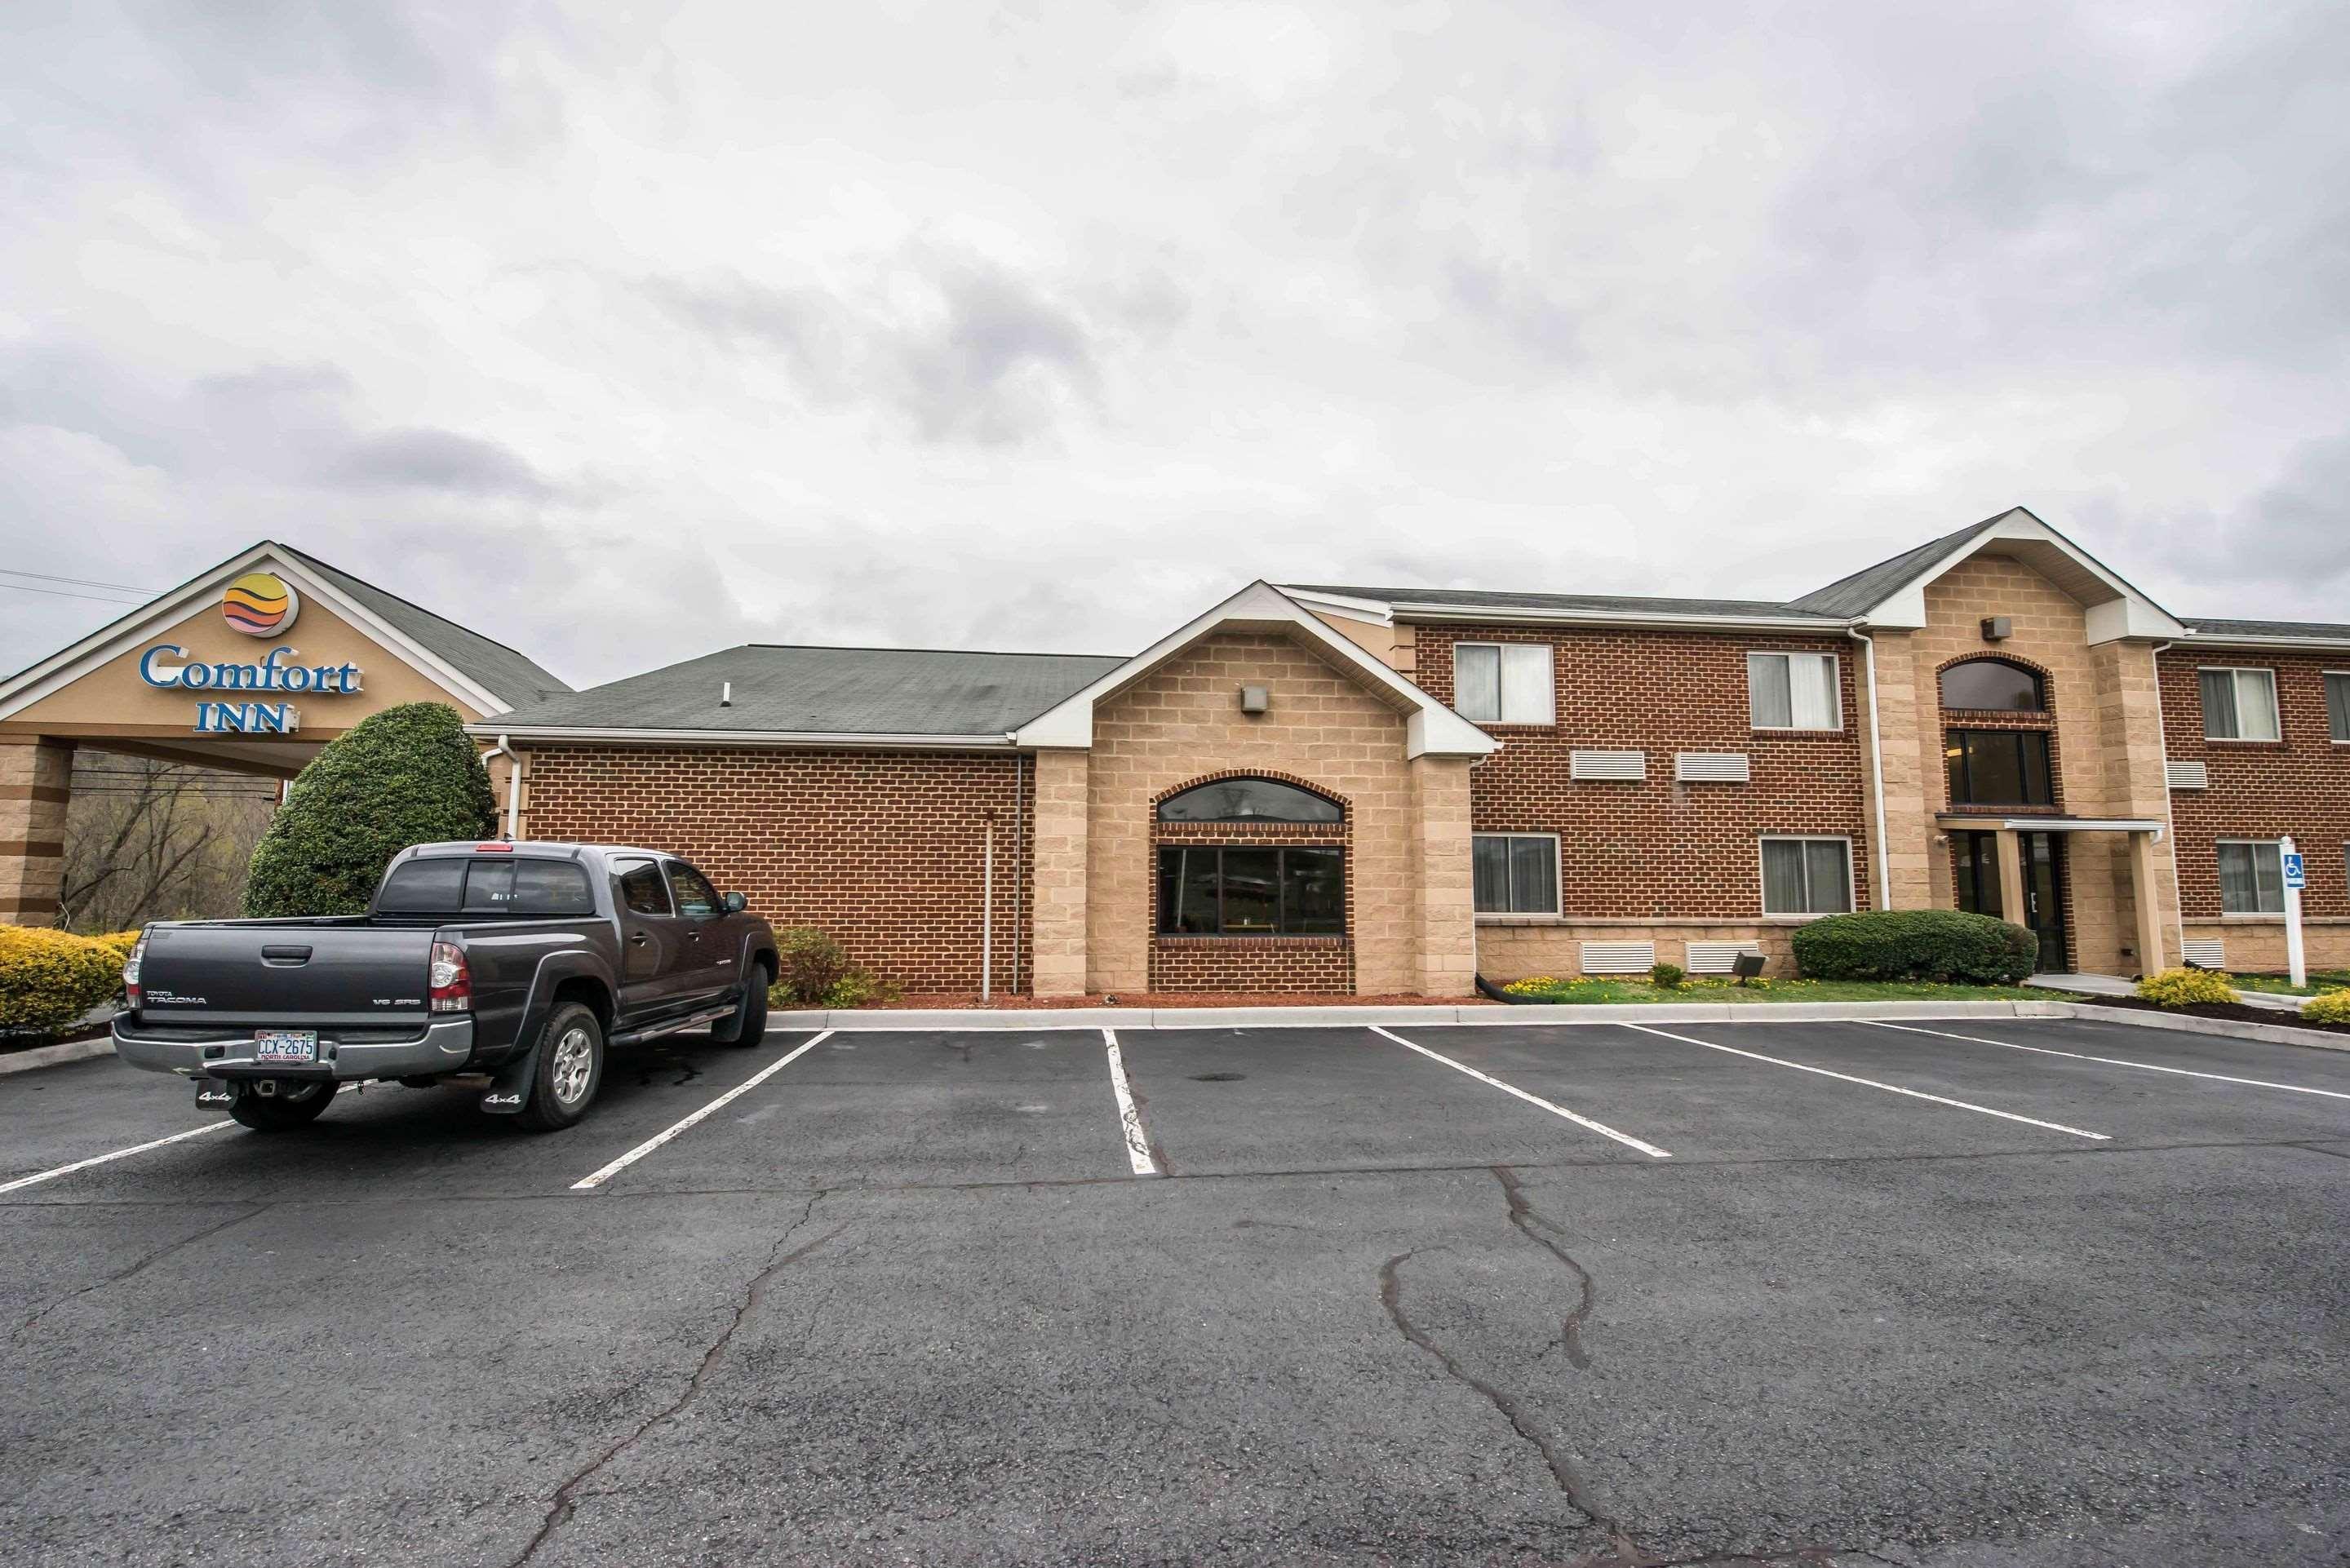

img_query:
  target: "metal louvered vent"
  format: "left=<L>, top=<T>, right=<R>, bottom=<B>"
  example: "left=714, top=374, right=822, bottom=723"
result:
left=2180, top=939, right=2227, bottom=970
left=2165, top=760, right=2208, bottom=791
left=1675, top=752, right=1751, bottom=783
left=1570, top=749, right=1646, bottom=782
left=1580, top=941, right=1656, bottom=974
left=1684, top=941, right=1762, bottom=975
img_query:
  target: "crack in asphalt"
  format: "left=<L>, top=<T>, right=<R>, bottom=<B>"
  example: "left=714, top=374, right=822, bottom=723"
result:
left=1492, top=1163, right=1597, bottom=1371
left=11, top=1201, right=272, bottom=1342
left=504, top=1193, right=845, bottom=1568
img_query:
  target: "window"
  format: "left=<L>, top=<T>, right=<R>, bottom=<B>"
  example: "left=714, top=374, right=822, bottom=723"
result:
left=2200, top=667, right=2281, bottom=741
left=1945, top=729, right=2055, bottom=807
left=2326, top=673, right=2350, bottom=742
left=1940, top=658, right=2046, bottom=711
left=615, top=859, right=671, bottom=916
left=1748, top=651, right=1841, bottom=730
left=1473, top=834, right=1559, bottom=915
left=1156, top=777, right=1341, bottom=823
left=1452, top=642, right=1553, bottom=725
left=377, top=857, right=594, bottom=916
left=2216, top=840, right=2286, bottom=915
left=376, top=857, right=467, bottom=913
left=1156, top=846, right=1342, bottom=935
left=1759, top=838, right=1853, bottom=915
left=667, top=862, right=721, bottom=916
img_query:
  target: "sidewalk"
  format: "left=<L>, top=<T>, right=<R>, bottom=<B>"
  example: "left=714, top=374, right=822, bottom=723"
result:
left=2030, top=972, right=2306, bottom=1012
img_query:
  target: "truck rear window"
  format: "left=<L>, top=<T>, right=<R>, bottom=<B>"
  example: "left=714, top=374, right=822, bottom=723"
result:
left=379, top=857, right=596, bottom=916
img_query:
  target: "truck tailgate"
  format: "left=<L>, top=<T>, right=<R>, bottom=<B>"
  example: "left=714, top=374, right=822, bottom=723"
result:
left=135, top=923, right=440, bottom=1029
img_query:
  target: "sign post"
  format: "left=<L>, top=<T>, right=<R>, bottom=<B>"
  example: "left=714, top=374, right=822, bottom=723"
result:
left=2281, top=837, right=2307, bottom=990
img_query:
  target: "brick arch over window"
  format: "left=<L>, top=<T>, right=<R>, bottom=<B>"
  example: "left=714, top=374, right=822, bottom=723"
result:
left=1148, top=768, right=1355, bottom=993
left=1935, top=652, right=2056, bottom=715
left=1149, top=768, right=1350, bottom=818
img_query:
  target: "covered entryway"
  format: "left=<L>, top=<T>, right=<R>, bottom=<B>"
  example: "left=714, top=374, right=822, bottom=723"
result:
left=1939, top=814, right=2169, bottom=978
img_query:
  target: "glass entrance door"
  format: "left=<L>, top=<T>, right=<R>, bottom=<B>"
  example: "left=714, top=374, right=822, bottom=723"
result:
left=1953, top=831, right=2068, bottom=972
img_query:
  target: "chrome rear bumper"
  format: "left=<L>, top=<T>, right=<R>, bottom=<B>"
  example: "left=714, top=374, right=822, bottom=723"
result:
left=113, top=1017, right=477, bottom=1081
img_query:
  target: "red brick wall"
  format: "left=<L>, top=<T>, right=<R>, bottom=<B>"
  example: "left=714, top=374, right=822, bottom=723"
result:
left=521, top=746, right=1030, bottom=994
left=1411, top=623, right=1874, bottom=915
left=2159, top=651, right=2350, bottom=919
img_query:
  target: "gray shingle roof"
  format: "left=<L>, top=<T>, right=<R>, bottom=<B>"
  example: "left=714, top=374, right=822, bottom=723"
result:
left=1785, top=517, right=1998, bottom=616
left=1284, top=584, right=1838, bottom=622
left=276, top=543, right=572, bottom=706
left=490, top=644, right=1128, bottom=737
left=2184, top=617, right=2350, bottom=644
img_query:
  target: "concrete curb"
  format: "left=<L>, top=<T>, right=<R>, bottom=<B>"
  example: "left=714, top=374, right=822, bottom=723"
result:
left=0, top=1034, right=116, bottom=1076
left=772, top=999, right=2082, bottom=1031
left=2056, top=1003, right=2350, bottom=1055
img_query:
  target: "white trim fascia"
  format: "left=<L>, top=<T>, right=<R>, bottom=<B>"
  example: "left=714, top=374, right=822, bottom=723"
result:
left=1390, top=605, right=1847, bottom=633
left=0, top=542, right=512, bottom=722
left=1013, top=581, right=1499, bottom=758
left=468, top=724, right=1018, bottom=750
left=2182, top=631, right=2350, bottom=653
left=1279, top=588, right=1395, bottom=627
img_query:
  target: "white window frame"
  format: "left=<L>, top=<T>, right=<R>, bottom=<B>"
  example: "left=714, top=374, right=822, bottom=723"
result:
left=1746, top=650, right=1842, bottom=732
left=1472, top=832, right=1562, bottom=917
left=1452, top=641, right=1554, bottom=727
left=1757, top=835, right=1856, bottom=917
left=2198, top=665, right=2281, bottom=742
left=2326, top=671, right=2350, bottom=745
left=2215, top=838, right=2286, bottom=915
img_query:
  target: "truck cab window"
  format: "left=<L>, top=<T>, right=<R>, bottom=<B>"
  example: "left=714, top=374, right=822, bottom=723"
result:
left=667, top=862, right=721, bottom=917
left=377, top=857, right=467, bottom=912
left=616, top=861, right=672, bottom=916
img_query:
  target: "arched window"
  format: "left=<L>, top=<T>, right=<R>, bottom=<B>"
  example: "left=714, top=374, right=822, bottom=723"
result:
left=1940, top=658, right=2046, bottom=712
left=1155, top=777, right=1342, bottom=824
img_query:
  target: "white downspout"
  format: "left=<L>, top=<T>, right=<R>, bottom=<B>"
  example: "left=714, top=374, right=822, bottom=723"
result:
left=1848, top=629, right=1894, bottom=911
left=481, top=733, right=522, bottom=839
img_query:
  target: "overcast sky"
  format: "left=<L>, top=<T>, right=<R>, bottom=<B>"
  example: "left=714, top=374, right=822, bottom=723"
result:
left=3, top=1, right=2344, bottom=692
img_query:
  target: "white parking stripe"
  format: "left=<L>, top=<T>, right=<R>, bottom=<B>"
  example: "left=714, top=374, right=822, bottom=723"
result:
left=0, top=1118, right=238, bottom=1195
left=570, top=1031, right=831, bottom=1191
left=1369, top=1025, right=1672, bottom=1158
left=1870, top=1021, right=2350, bottom=1101
left=1621, top=1023, right=2110, bottom=1141
left=1102, top=1029, right=1159, bottom=1176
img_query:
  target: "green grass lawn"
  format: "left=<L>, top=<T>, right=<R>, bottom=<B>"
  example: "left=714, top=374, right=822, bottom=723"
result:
left=1496, top=977, right=2067, bottom=1004
left=2230, top=970, right=2350, bottom=998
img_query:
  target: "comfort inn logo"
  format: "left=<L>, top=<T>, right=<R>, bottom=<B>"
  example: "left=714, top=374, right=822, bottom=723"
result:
left=222, top=572, right=299, bottom=636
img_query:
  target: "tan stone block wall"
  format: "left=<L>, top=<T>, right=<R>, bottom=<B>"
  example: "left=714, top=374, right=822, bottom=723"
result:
left=2182, top=921, right=2350, bottom=975
left=1475, top=921, right=1806, bottom=980
left=1085, top=629, right=1428, bottom=995
left=0, top=737, right=74, bottom=924
left=1863, top=630, right=1932, bottom=909
left=1030, top=749, right=1090, bottom=996
left=1411, top=755, right=1476, bottom=995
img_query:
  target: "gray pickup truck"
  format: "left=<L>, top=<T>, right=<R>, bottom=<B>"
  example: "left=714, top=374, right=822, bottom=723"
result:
left=114, top=841, right=780, bottom=1133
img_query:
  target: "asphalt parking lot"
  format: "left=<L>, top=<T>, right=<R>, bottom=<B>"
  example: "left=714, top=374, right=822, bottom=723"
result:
left=2, top=1014, right=2346, bottom=1567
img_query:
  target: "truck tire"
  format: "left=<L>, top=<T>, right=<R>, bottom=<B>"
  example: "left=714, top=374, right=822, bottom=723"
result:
left=228, top=1080, right=335, bottom=1132
left=515, top=1003, right=605, bottom=1132
left=712, top=968, right=769, bottom=1048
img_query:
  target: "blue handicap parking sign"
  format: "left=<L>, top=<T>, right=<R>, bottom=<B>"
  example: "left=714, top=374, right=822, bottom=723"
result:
left=2283, top=853, right=2306, bottom=890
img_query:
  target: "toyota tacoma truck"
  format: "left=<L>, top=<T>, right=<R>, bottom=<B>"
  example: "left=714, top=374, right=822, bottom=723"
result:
left=113, top=842, right=779, bottom=1133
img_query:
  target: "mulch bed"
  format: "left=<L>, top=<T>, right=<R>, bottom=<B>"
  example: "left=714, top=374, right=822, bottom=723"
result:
left=2073, top=994, right=2350, bottom=1038
left=880, top=993, right=1500, bottom=1010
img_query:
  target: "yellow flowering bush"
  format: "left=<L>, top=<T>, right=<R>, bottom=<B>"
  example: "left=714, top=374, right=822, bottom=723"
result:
left=0, top=927, right=126, bottom=1034
left=2134, top=967, right=2237, bottom=1009
left=2300, top=990, right=2350, bottom=1025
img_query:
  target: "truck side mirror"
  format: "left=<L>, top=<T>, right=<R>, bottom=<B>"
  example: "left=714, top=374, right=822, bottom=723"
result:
left=723, top=891, right=747, bottom=913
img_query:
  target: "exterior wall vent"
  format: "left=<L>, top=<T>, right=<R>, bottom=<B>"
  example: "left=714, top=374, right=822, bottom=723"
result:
left=1684, top=940, right=1762, bottom=975
left=2165, top=760, right=2208, bottom=791
left=1580, top=940, right=1656, bottom=974
left=1570, top=749, right=1646, bottom=782
left=1675, top=752, right=1750, bottom=783
left=2180, top=938, right=2227, bottom=970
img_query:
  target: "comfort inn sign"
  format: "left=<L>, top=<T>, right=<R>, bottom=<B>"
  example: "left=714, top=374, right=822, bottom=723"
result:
left=134, top=572, right=366, bottom=734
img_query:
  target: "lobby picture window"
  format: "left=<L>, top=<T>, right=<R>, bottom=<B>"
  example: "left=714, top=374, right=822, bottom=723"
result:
left=2326, top=672, right=2350, bottom=742
left=2216, top=840, right=2286, bottom=915
left=1760, top=837, right=1852, bottom=915
left=1945, top=729, right=2054, bottom=807
left=1748, top=651, right=1841, bottom=730
left=1157, top=846, right=1343, bottom=936
left=1473, top=834, right=1559, bottom=915
left=1452, top=642, right=1553, bottom=725
left=2200, top=667, right=2281, bottom=741
left=1156, top=777, right=1341, bottom=823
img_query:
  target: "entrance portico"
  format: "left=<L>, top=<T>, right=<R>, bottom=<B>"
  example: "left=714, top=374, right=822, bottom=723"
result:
left=1939, top=814, right=2170, bottom=976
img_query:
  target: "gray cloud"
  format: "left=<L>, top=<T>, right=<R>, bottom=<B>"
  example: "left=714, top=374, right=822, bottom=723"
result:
left=322, top=427, right=556, bottom=498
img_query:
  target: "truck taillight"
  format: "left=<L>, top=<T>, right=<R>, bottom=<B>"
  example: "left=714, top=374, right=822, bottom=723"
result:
left=428, top=941, right=472, bottom=1012
left=122, top=928, right=149, bottom=1011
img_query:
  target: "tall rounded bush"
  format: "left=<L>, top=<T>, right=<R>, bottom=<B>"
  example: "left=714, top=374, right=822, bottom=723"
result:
left=1790, top=909, right=2039, bottom=985
left=243, top=702, right=497, bottom=918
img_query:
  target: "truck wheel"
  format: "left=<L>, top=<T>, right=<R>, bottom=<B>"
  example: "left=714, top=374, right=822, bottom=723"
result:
left=712, top=968, right=769, bottom=1048
left=515, top=1003, right=605, bottom=1132
left=228, top=1080, right=335, bottom=1132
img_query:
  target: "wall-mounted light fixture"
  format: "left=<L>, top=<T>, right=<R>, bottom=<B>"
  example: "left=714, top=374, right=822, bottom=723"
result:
left=1239, top=684, right=1270, bottom=714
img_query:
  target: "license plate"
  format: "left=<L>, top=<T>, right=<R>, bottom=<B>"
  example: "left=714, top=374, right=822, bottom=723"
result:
left=253, top=1030, right=318, bottom=1064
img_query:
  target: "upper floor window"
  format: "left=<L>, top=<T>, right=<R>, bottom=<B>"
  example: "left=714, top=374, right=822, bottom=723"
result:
left=1156, top=777, right=1341, bottom=823
left=1453, top=642, right=1553, bottom=725
left=2200, top=667, right=2281, bottom=741
left=1748, top=651, right=1841, bottom=730
left=2326, top=672, right=2350, bottom=742
left=1940, top=658, right=2046, bottom=712
left=1945, top=729, right=2054, bottom=806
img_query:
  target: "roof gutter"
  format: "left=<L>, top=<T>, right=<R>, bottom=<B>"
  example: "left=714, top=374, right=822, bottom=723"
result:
left=2176, top=631, right=2350, bottom=653
left=463, top=724, right=1022, bottom=750
left=1387, top=605, right=1853, bottom=634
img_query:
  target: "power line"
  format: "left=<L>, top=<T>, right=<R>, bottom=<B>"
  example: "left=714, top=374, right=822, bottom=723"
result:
left=0, top=581, right=150, bottom=606
left=0, top=566, right=160, bottom=594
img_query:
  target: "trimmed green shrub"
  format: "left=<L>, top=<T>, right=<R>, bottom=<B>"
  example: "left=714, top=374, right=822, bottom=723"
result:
left=243, top=702, right=497, bottom=918
left=1649, top=962, right=1685, bottom=990
left=1790, top=909, right=2039, bottom=985
left=2134, top=967, right=2238, bottom=1008
left=2300, top=990, right=2350, bottom=1025
left=773, top=927, right=853, bottom=1006
left=0, top=927, right=125, bottom=1034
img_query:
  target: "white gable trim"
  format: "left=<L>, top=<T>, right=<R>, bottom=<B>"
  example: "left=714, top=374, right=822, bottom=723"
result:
left=0, top=542, right=513, bottom=723
left=1859, top=508, right=2186, bottom=643
left=1013, top=582, right=1499, bottom=758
